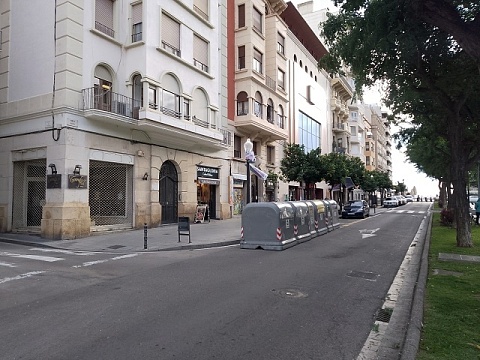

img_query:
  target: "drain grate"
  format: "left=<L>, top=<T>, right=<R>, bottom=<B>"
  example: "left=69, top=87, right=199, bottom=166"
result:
left=108, top=245, right=126, bottom=249
left=375, top=308, right=393, bottom=323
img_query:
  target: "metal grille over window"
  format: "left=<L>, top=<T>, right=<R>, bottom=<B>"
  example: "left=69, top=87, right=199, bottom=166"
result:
left=162, top=13, right=181, bottom=56
left=89, top=160, right=133, bottom=227
left=12, top=159, right=46, bottom=229
left=95, top=0, right=114, bottom=37
left=193, top=35, right=209, bottom=72
left=132, top=2, right=143, bottom=42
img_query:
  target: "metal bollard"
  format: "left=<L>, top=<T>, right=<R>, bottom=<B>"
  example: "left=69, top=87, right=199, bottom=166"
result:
left=144, top=223, right=147, bottom=249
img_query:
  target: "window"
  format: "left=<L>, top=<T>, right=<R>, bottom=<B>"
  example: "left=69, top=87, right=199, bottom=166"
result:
left=148, top=87, right=157, bottom=110
left=193, top=0, right=208, bottom=21
left=253, top=7, right=262, bottom=33
left=95, top=0, right=115, bottom=37
left=366, top=142, right=370, bottom=151
left=350, top=126, right=356, bottom=136
left=238, top=45, right=245, bottom=69
left=236, top=92, right=248, bottom=116
left=132, top=74, right=142, bottom=109
left=267, top=146, right=275, bottom=165
left=162, top=90, right=180, bottom=117
left=184, top=98, right=191, bottom=120
left=254, top=92, right=262, bottom=118
left=266, top=99, right=275, bottom=124
left=193, top=34, right=209, bottom=72
left=298, top=111, right=321, bottom=153
left=253, top=48, right=263, bottom=74
left=238, top=4, right=245, bottom=28
left=366, top=156, right=371, bottom=166
left=93, top=65, right=112, bottom=111
left=277, top=105, right=284, bottom=129
left=277, top=33, right=285, bottom=55
left=234, top=135, right=242, bottom=158
left=277, top=68, right=285, bottom=89
left=131, top=2, right=142, bottom=42
left=162, top=13, right=181, bottom=56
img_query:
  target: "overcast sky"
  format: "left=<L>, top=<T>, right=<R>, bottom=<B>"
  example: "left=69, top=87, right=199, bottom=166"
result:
left=289, top=0, right=439, bottom=196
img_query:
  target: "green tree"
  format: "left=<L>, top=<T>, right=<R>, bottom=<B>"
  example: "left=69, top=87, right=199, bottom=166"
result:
left=320, top=0, right=480, bottom=246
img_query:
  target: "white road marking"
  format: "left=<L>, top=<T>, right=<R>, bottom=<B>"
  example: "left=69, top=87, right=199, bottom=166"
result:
left=359, top=228, right=380, bottom=239
left=29, top=248, right=98, bottom=256
left=72, top=259, right=109, bottom=268
left=407, top=211, right=415, bottom=214
left=0, top=271, right=45, bottom=284
left=0, top=252, right=63, bottom=262
left=111, top=254, right=138, bottom=260
left=0, top=261, right=16, bottom=268
left=72, top=254, right=138, bottom=268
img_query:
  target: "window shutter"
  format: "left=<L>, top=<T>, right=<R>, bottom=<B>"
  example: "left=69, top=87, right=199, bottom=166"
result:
left=132, top=2, right=142, bottom=25
left=162, top=13, right=180, bottom=49
left=193, top=35, right=208, bottom=66
left=95, top=0, right=114, bottom=30
left=193, top=0, right=208, bottom=19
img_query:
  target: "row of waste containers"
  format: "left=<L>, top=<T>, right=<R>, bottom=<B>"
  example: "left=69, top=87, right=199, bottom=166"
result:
left=240, top=200, right=340, bottom=251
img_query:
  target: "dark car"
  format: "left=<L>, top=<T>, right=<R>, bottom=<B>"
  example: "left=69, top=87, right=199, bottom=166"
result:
left=342, top=200, right=370, bottom=219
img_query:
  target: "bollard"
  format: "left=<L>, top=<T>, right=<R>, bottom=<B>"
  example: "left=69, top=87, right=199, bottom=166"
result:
left=144, top=223, right=147, bottom=249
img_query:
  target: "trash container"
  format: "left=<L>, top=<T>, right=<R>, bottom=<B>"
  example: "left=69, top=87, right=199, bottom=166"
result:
left=287, top=201, right=313, bottom=243
left=241, top=202, right=296, bottom=250
left=324, top=200, right=340, bottom=230
left=309, top=200, right=328, bottom=236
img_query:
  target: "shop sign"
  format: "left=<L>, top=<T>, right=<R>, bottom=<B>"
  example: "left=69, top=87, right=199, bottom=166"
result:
left=196, top=166, right=219, bottom=179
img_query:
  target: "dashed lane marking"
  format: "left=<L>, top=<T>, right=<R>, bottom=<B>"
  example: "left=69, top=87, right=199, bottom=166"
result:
left=72, top=253, right=138, bottom=268
left=0, top=261, right=16, bottom=268
left=0, top=271, right=45, bottom=284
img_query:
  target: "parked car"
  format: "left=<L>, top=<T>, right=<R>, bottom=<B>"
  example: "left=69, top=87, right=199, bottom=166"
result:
left=397, top=195, right=407, bottom=205
left=383, top=196, right=399, bottom=208
left=342, top=200, right=370, bottom=219
left=405, top=195, right=414, bottom=202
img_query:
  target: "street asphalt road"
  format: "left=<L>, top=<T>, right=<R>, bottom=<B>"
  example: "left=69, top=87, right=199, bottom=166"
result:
left=0, top=202, right=431, bottom=359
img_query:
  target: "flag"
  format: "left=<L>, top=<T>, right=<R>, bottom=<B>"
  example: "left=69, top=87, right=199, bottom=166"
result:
left=249, top=164, right=268, bottom=180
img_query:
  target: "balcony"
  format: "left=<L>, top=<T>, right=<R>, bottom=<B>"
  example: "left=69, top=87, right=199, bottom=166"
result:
left=82, top=87, right=140, bottom=124
left=332, top=122, right=348, bottom=134
left=82, top=87, right=226, bottom=150
left=330, top=98, right=341, bottom=112
left=234, top=113, right=287, bottom=141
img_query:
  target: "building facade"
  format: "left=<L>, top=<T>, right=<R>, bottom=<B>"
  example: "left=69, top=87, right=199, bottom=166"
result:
left=0, top=0, right=233, bottom=239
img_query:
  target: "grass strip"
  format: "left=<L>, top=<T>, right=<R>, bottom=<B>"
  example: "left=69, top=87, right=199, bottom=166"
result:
left=417, top=213, right=480, bottom=359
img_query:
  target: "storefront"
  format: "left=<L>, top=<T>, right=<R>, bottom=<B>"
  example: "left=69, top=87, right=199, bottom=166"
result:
left=231, top=173, right=246, bottom=215
left=196, top=166, right=220, bottom=219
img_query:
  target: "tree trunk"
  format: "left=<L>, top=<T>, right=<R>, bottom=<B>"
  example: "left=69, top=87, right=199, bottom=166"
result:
left=449, top=113, right=473, bottom=247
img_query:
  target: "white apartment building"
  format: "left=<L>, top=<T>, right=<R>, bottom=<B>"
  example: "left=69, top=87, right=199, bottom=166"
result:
left=0, top=0, right=232, bottom=239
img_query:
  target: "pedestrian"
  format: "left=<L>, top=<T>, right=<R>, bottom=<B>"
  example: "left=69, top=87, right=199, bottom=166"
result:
left=475, top=198, right=480, bottom=225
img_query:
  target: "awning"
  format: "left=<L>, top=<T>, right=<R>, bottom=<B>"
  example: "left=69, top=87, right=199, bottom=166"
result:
left=345, top=177, right=355, bottom=189
left=232, top=173, right=247, bottom=181
left=197, top=177, right=220, bottom=185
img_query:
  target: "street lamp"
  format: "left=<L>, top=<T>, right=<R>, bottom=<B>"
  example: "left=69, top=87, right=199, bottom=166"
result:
left=244, top=138, right=254, bottom=204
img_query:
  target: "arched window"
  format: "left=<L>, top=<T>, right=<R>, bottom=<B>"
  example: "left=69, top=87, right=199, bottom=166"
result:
left=277, top=104, right=284, bottom=129
left=132, top=74, right=142, bottom=107
left=254, top=91, right=263, bottom=118
left=192, top=88, right=209, bottom=128
left=161, top=74, right=181, bottom=118
left=266, top=98, right=274, bottom=124
left=237, top=91, right=248, bottom=116
left=94, top=65, right=113, bottom=111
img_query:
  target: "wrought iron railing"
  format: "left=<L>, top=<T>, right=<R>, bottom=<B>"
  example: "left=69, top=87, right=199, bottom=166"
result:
left=95, top=21, right=115, bottom=38
left=162, top=41, right=181, bottom=57
left=82, top=87, right=141, bottom=119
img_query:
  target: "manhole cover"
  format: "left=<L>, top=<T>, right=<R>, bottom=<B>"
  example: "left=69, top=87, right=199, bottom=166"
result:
left=108, top=245, right=126, bottom=249
left=272, top=289, right=308, bottom=299
left=347, top=270, right=378, bottom=281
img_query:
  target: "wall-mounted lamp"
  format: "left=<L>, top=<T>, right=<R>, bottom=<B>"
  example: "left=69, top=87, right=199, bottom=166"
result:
left=142, top=172, right=149, bottom=180
left=73, top=165, right=82, bottom=175
left=48, top=163, right=57, bottom=175
left=101, top=84, right=111, bottom=90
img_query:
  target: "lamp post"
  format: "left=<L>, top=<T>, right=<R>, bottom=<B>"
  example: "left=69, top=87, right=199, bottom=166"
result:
left=244, top=138, right=254, bottom=204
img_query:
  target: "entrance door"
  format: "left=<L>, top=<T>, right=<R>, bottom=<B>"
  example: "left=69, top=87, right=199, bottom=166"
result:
left=160, top=161, right=178, bottom=224
left=208, top=185, right=216, bottom=220
left=27, top=180, right=45, bottom=226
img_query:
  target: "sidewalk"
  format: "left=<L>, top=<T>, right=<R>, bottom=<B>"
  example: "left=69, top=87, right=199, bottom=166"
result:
left=0, top=217, right=243, bottom=253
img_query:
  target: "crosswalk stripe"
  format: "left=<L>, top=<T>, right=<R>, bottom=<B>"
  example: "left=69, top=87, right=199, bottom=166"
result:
left=111, top=254, right=138, bottom=260
left=408, top=211, right=415, bottom=213
left=0, top=261, right=16, bottom=268
left=72, top=259, right=109, bottom=268
left=0, top=252, right=63, bottom=262
left=29, top=248, right=98, bottom=256
left=0, top=271, right=45, bottom=284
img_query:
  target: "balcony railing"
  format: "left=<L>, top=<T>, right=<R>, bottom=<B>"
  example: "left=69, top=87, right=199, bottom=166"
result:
left=95, top=21, right=115, bottom=38
left=193, top=58, right=208, bottom=72
left=266, top=75, right=276, bottom=91
left=82, top=87, right=141, bottom=119
left=162, top=41, right=181, bottom=57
